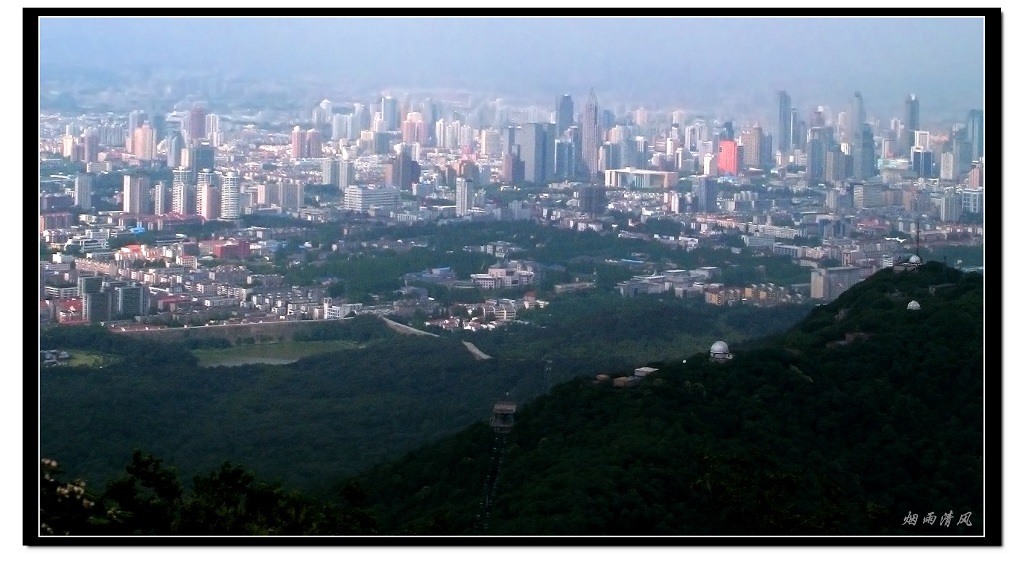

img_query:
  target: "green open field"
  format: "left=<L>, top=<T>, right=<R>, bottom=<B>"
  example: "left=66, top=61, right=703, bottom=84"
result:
left=191, top=340, right=362, bottom=367
left=64, top=350, right=121, bottom=368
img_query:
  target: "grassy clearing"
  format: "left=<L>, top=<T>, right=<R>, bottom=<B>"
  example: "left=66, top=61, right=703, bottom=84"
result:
left=63, top=350, right=121, bottom=368
left=192, top=340, right=361, bottom=367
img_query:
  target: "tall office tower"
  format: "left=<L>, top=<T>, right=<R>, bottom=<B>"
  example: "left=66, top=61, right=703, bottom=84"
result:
left=581, top=89, right=600, bottom=180
left=952, top=131, right=973, bottom=181
left=455, top=177, right=470, bottom=217
left=305, top=129, right=323, bottom=158
left=671, top=110, right=685, bottom=126
left=166, top=131, right=182, bottom=168
left=966, top=109, right=984, bottom=161
left=331, top=113, right=348, bottom=141
left=196, top=169, right=219, bottom=220
left=556, top=94, right=574, bottom=136
left=517, top=122, right=556, bottom=184
left=74, top=173, right=93, bottom=210
left=187, top=106, right=207, bottom=144
left=825, top=147, right=848, bottom=184
left=853, top=92, right=866, bottom=130
left=401, top=112, right=427, bottom=144
left=553, top=139, right=576, bottom=181
left=132, top=122, right=157, bottom=161
left=633, top=136, right=649, bottom=168
left=219, top=171, right=240, bottom=220
left=171, top=167, right=192, bottom=215
left=693, top=175, right=717, bottom=213
left=126, top=109, right=143, bottom=151
left=739, top=126, right=763, bottom=170
left=903, top=94, right=920, bottom=157
left=188, top=142, right=215, bottom=185
left=153, top=180, right=171, bottom=215
left=290, top=126, right=305, bottom=159
left=807, top=127, right=826, bottom=184
left=718, top=140, right=739, bottom=176
left=778, top=91, right=792, bottom=152
left=122, top=173, right=150, bottom=214
left=852, top=124, right=876, bottom=180
left=381, top=96, right=399, bottom=130
left=81, top=128, right=99, bottom=163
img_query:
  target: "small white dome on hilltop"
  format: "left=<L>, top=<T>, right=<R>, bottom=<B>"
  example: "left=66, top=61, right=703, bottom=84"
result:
left=907, top=300, right=921, bottom=310
left=909, top=255, right=922, bottom=264
left=711, top=341, right=730, bottom=354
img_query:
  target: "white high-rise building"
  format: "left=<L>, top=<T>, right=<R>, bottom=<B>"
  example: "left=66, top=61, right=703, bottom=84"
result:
left=455, top=177, right=470, bottom=217
left=219, top=171, right=240, bottom=219
left=172, top=167, right=191, bottom=215
left=122, top=173, right=150, bottom=214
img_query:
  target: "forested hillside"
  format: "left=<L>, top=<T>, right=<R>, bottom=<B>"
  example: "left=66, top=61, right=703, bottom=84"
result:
left=352, top=263, right=985, bottom=535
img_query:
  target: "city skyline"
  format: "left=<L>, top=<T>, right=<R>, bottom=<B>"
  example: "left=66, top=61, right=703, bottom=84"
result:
left=37, top=15, right=985, bottom=119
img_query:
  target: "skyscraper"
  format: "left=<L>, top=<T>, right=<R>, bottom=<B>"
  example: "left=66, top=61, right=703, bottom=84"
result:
left=693, top=175, right=717, bottom=213
left=188, top=143, right=215, bottom=185
left=903, top=94, right=920, bottom=157
left=122, top=173, right=150, bottom=214
left=305, top=129, right=323, bottom=158
left=778, top=91, right=792, bottom=152
left=81, top=128, right=99, bottom=163
left=153, top=180, right=170, bottom=216
left=219, top=171, right=240, bottom=220
left=581, top=89, right=600, bottom=180
left=807, top=127, right=827, bottom=184
left=132, top=122, right=157, bottom=161
left=196, top=169, right=219, bottom=220
left=556, top=94, right=574, bottom=137
left=718, top=140, right=739, bottom=176
left=518, top=122, right=555, bottom=184
left=853, top=92, right=866, bottom=130
left=291, top=126, right=305, bottom=159
left=455, top=177, right=471, bottom=217
left=381, top=96, right=399, bottom=131
left=74, top=173, right=93, bottom=210
left=187, top=106, right=207, bottom=144
left=166, top=131, right=182, bottom=168
left=172, top=167, right=192, bottom=215
left=966, top=109, right=984, bottom=161
left=852, top=124, right=876, bottom=180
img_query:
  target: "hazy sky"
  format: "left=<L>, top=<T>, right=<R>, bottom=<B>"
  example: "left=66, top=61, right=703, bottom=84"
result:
left=37, top=16, right=985, bottom=118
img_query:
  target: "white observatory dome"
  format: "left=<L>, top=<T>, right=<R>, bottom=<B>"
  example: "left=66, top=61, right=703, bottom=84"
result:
left=907, top=300, right=921, bottom=310
left=909, top=255, right=922, bottom=264
left=710, top=341, right=730, bottom=354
